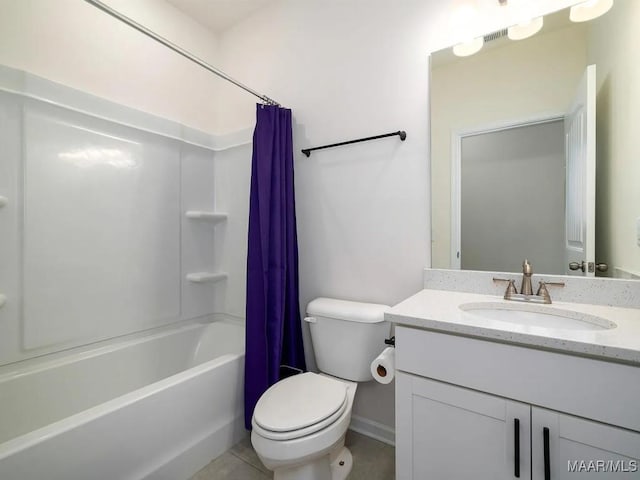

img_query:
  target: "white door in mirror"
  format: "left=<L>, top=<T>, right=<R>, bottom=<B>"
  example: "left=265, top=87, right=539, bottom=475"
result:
left=565, top=64, right=596, bottom=277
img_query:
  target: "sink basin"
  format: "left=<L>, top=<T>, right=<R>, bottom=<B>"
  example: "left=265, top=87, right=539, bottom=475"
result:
left=459, top=302, right=617, bottom=331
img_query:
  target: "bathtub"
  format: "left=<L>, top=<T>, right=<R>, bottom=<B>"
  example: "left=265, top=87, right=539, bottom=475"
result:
left=0, top=318, right=246, bottom=480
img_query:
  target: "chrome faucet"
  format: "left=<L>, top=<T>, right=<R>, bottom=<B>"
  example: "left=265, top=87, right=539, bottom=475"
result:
left=493, top=259, right=565, bottom=304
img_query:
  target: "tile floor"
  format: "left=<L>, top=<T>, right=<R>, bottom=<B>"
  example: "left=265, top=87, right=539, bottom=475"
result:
left=191, top=430, right=395, bottom=480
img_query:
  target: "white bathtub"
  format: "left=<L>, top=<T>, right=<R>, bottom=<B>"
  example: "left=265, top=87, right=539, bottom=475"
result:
left=0, top=319, right=246, bottom=480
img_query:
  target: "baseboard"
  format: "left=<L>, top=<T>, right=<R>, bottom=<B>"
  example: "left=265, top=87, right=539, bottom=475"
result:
left=349, top=415, right=395, bottom=446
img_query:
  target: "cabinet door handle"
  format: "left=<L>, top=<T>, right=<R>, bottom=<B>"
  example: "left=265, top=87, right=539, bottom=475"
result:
left=543, top=427, right=551, bottom=480
left=514, top=418, right=520, bottom=478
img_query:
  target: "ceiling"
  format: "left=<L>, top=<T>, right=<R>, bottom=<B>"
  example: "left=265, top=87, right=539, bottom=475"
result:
left=165, top=0, right=274, bottom=33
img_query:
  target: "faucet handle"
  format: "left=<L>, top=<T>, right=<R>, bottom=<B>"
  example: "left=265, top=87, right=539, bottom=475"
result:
left=536, top=281, right=565, bottom=291
left=536, top=281, right=565, bottom=304
left=493, top=278, right=518, bottom=299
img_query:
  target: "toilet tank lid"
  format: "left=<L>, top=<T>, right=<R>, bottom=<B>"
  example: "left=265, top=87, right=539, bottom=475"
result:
left=306, top=297, right=390, bottom=323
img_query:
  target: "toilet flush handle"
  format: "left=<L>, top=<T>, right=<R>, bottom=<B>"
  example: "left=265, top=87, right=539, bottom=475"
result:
left=303, top=316, right=316, bottom=323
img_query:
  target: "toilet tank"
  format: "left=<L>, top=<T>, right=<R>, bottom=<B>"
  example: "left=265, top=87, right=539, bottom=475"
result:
left=305, top=298, right=391, bottom=382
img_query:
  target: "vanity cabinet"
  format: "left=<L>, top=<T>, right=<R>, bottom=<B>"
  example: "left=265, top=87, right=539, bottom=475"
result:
left=394, top=326, right=640, bottom=480
left=396, top=373, right=531, bottom=479
left=397, top=372, right=640, bottom=479
left=531, top=408, right=640, bottom=480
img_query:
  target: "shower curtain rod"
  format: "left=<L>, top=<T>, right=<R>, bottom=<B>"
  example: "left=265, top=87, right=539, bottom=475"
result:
left=83, top=0, right=280, bottom=106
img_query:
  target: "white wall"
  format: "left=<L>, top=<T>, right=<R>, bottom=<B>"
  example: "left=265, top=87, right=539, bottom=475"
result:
left=218, top=0, right=436, bottom=430
left=0, top=0, right=224, bottom=133
left=588, top=0, right=640, bottom=277
left=215, top=0, right=584, bottom=430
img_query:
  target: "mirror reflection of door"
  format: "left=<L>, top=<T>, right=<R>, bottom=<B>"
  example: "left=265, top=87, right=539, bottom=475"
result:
left=564, top=65, right=596, bottom=277
left=455, top=65, right=598, bottom=276
left=458, top=119, right=566, bottom=274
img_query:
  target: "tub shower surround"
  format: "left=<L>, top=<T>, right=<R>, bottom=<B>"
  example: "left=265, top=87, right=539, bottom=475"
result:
left=0, top=64, right=254, bottom=363
left=0, top=65, right=251, bottom=479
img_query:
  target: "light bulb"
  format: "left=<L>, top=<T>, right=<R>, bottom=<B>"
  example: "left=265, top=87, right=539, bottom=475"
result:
left=508, top=16, right=544, bottom=40
left=452, top=37, right=484, bottom=57
left=570, top=0, right=614, bottom=22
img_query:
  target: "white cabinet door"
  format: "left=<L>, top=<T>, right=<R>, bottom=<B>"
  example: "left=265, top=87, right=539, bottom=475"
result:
left=396, top=372, right=531, bottom=480
left=532, top=407, right=640, bottom=479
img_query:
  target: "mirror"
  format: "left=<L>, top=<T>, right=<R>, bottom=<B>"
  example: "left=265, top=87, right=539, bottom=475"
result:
left=430, top=0, right=640, bottom=279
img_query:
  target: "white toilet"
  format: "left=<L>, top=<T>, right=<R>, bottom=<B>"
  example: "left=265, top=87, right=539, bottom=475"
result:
left=251, top=297, right=391, bottom=480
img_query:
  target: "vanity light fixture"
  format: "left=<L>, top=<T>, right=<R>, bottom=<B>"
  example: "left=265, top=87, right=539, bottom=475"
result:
left=508, top=16, right=544, bottom=40
left=453, top=36, right=484, bottom=57
left=570, top=0, right=614, bottom=22
left=450, top=1, right=483, bottom=57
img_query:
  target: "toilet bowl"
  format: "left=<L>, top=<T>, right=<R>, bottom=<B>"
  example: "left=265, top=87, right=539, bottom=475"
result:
left=251, top=373, right=357, bottom=480
left=251, top=298, right=391, bottom=480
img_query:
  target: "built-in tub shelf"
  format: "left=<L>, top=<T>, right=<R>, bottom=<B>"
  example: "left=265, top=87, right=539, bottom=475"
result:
left=185, top=211, right=227, bottom=222
left=185, top=272, right=228, bottom=284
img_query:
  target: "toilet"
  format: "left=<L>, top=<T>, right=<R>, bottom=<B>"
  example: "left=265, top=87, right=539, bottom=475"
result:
left=251, top=297, right=391, bottom=480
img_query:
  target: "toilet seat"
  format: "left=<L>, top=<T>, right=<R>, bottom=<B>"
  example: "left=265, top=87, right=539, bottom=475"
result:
left=253, top=372, right=348, bottom=441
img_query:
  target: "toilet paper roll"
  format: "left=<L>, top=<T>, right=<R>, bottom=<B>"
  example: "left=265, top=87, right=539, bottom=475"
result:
left=370, top=347, right=395, bottom=384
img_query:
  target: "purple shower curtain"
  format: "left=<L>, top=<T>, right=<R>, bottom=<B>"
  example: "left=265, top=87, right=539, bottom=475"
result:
left=244, top=104, right=306, bottom=430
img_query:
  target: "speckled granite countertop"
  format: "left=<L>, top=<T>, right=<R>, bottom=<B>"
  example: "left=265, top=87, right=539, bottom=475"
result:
left=386, top=289, right=640, bottom=365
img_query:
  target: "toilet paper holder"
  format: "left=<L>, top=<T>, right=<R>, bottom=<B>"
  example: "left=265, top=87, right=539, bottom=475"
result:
left=371, top=343, right=396, bottom=384
left=384, top=336, right=395, bottom=347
